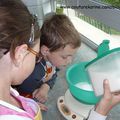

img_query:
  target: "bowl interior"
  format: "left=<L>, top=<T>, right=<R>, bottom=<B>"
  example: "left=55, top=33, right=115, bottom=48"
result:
left=66, top=62, right=101, bottom=104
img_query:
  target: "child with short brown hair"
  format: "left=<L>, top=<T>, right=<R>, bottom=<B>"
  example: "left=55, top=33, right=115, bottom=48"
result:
left=16, top=14, right=81, bottom=111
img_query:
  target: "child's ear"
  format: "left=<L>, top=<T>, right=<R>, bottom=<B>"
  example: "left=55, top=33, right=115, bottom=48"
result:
left=14, top=44, right=28, bottom=67
left=40, top=45, right=49, bottom=56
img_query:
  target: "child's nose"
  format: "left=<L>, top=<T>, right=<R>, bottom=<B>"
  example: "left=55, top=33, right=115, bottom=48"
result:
left=66, top=58, right=72, bottom=65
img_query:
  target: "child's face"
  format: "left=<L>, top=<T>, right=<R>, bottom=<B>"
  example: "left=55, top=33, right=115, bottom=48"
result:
left=46, top=45, right=77, bottom=68
left=15, top=39, right=40, bottom=85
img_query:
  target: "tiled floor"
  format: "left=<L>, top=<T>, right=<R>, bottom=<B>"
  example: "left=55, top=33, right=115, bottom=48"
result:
left=42, top=42, right=120, bottom=120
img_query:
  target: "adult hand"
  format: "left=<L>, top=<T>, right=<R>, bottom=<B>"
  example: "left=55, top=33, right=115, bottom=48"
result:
left=95, top=79, right=120, bottom=116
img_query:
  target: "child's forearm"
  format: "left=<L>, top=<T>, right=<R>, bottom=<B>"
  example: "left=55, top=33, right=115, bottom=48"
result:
left=42, top=83, right=50, bottom=91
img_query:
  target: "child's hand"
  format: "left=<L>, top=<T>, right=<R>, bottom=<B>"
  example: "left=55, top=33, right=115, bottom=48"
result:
left=95, top=79, right=120, bottom=116
left=37, top=102, right=48, bottom=111
left=33, top=84, right=50, bottom=103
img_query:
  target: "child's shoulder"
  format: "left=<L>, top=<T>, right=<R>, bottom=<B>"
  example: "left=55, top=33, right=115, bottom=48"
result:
left=36, top=58, right=46, bottom=66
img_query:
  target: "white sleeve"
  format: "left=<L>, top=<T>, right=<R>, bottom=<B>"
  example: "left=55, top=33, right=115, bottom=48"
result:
left=88, top=110, right=107, bottom=120
left=0, top=115, right=32, bottom=120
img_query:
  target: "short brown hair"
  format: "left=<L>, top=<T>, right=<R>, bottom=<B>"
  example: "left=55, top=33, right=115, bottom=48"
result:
left=40, top=14, right=81, bottom=52
left=0, top=0, right=40, bottom=58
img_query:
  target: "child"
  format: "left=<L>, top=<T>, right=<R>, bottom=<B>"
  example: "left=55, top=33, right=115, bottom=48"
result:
left=0, top=0, right=42, bottom=119
left=16, top=13, right=120, bottom=119
left=0, top=1, right=120, bottom=120
left=16, top=14, right=81, bottom=110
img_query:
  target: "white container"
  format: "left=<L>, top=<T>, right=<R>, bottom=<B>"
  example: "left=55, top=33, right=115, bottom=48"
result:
left=86, top=48, right=120, bottom=96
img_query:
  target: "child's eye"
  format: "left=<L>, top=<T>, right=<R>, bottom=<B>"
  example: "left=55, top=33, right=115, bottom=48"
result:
left=61, top=56, right=68, bottom=59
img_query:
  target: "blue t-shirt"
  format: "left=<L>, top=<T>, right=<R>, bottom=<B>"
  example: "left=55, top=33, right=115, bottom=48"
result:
left=17, top=58, right=57, bottom=94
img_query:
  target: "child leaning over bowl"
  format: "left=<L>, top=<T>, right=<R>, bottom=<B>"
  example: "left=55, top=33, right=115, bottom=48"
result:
left=15, top=13, right=81, bottom=111
left=14, top=14, right=120, bottom=120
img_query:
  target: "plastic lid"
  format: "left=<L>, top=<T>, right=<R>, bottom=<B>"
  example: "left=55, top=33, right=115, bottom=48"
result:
left=85, top=47, right=120, bottom=68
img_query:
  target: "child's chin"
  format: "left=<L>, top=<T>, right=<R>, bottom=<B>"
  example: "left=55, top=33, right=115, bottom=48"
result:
left=57, top=66, right=65, bottom=69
